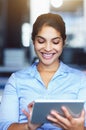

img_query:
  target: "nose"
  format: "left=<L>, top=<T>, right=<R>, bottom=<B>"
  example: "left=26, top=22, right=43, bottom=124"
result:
left=45, top=42, right=52, bottom=51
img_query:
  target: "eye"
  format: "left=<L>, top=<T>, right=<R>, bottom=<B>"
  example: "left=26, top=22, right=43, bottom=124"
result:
left=52, top=38, right=62, bottom=44
left=53, top=39, right=60, bottom=44
left=36, top=38, right=45, bottom=44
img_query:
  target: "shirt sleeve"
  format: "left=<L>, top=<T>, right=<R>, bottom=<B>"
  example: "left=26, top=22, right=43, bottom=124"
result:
left=0, top=73, right=19, bottom=130
left=78, top=74, right=86, bottom=101
left=77, top=74, right=86, bottom=127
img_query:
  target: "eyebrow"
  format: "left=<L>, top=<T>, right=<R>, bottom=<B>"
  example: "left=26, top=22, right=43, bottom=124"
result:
left=36, top=35, right=61, bottom=40
left=35, top=36, right=45, bottom=40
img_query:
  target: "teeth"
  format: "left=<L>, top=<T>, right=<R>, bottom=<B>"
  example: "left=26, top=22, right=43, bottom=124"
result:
left=42, top=53, right=53, bottom=59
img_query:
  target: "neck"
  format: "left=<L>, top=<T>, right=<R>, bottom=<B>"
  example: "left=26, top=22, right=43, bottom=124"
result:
left=37, top=61, right=60, bottom=72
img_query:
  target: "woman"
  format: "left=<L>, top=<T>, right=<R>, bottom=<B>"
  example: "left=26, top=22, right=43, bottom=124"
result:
left=0, top=13, right=86, bottom=130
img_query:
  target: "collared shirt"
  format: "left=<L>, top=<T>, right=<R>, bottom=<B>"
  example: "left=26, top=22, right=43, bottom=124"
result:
left=0, top=61, right=86, bottom=130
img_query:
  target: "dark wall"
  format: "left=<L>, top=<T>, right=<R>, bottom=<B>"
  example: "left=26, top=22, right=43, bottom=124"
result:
left=5, top=0, right=30, bottom=48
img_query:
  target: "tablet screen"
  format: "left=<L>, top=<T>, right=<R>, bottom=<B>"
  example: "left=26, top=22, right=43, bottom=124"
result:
left=30, top=100, right=84, bottom=124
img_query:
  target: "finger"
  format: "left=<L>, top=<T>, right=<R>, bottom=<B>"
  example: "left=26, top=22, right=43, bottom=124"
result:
left=47, top=113, right=69, bottom=129
left=61, top=106, right=73, bottom=121
left=47, top=110, right=70, bottom=129
left=28, top=101, right=35, bottom=108
left=80, top=109, right=85, bottom=117
left=27, top=101, right=35, bottom=113
left=22, top=109, right=30, bottom=118
left=79, top=109, right=85, bottom=123
left=53, top=122, right=68, bottom=130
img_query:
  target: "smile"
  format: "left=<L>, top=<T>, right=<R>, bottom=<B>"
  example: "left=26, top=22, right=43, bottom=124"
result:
left=42, top=53, right=55, bottom=59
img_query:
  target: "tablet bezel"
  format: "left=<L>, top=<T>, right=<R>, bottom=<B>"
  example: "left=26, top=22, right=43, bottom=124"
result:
left=30, top=100, right=84, bottom=124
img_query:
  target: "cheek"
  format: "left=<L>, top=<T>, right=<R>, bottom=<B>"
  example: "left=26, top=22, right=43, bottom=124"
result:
left=34, top=42, right=38, bottom=50
left=34, top=45, right=39, bottom=51
left=34, top=43, right=43, bottom=51
left=59, top=43, right=63, bottom=50
left=34, top=44, right=41, bottom=53
left=55, top=45, right=63, bottom=52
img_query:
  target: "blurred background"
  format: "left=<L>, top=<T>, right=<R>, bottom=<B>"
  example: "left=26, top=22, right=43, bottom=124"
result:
left=0, top=0, right=86, bottom=99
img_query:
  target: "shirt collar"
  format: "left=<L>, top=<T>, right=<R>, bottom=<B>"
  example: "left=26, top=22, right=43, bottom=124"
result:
left=29, top=61, right=71, bottom=77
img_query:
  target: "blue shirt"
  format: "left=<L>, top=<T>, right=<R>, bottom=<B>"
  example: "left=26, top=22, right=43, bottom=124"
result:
left=0, top=62, right=86, bottom=130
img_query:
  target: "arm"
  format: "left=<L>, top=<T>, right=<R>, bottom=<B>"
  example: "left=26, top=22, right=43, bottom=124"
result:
left=0, top=74, right=19, bottom=130
left=8, top=123, right=29, bottom=130
left=8, top=102, right=41, bottom=130
left=8, top=122, right=39, bottom=130
left=0, top=74, right=41, bottom=130
left=47, top=74, right=86, bottom=130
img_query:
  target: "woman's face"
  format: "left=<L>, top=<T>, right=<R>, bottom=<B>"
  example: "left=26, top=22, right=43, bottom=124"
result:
left=34, top=25, right=64, bottom=66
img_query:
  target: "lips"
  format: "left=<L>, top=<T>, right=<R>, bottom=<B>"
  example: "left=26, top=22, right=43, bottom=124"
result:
left=42, top=53, right=55, bottom=59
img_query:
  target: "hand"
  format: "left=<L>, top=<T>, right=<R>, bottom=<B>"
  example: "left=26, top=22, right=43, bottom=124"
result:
left=47, top=106, right=85, bottom=130
left=22, top=101, right=41, bottom=130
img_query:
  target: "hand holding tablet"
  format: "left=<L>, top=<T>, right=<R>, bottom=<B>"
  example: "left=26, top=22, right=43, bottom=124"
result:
left=30, top=100, right=84, bottom=124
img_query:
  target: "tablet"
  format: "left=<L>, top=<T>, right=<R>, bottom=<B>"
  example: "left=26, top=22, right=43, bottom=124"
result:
left=30, top=100, right=84, bottom=124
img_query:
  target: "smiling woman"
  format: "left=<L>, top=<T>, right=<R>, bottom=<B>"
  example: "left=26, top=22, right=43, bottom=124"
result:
left=0, top=13, right=86, bottom=130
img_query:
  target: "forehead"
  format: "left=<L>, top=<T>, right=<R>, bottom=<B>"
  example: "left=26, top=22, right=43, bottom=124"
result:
left=37, top=25, right=61, bottom=38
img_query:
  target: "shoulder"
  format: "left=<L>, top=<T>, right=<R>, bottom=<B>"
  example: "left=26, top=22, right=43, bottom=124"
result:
left=60, top=62, right=86, bottom=77
left=10, top=62, right=38, bottom=80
